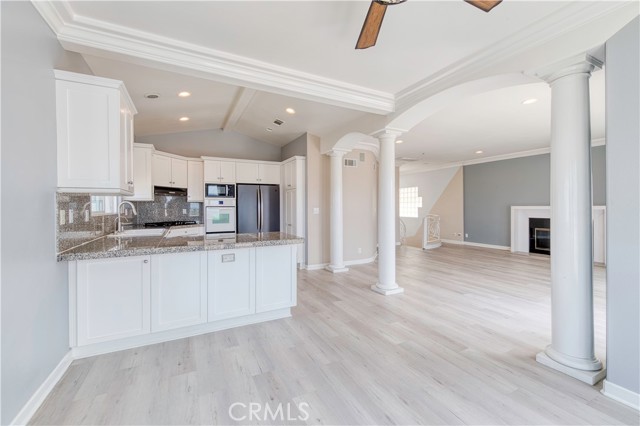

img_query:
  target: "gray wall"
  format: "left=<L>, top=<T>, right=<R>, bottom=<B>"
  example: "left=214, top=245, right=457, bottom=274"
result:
left=280, top=133, right=307, bottom=161
left=605, top=17, right=639, bottom=396
left=463, top=146, right=606, bottom=246
left=1, top=2, right=93, bottom=423
left=137, top=129, right=281, bottom=161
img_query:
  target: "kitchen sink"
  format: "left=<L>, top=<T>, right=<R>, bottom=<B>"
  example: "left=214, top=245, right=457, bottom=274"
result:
left=107, top=228, right=166, bottom=238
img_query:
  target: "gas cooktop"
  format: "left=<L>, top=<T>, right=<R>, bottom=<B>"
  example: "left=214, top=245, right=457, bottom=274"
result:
left=144, top=221, right=197, bottom=228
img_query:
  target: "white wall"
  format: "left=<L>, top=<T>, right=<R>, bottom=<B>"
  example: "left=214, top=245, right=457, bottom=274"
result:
left=0, top=2, right=93, bottom=423
left=136, top=129, right=282, bottom=161
left=604, top=16, right=639, bottom=401
left=343, top=150, right=377, bottom=261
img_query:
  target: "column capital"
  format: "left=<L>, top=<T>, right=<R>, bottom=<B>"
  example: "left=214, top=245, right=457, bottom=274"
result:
left=531, top=53, right=603, bottom=84
left=325, top=148, right=350, bottom=157
left=372, top=128, right=404, bottom=140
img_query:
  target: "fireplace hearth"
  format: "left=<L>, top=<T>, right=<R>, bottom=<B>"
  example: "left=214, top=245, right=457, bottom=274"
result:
left=529, top=218, right=550, bottom=255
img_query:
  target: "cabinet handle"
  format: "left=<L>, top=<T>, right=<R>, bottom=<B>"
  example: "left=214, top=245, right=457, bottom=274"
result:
left=143, top=259, right=148, bottom=264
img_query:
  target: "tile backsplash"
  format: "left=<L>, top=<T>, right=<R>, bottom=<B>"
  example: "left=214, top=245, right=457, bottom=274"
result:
left=57, top=193, right=203, bottom=254
left=131, top=195, right=203, bottom=225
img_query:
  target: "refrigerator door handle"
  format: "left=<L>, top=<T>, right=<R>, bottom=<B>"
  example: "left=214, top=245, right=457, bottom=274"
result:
left=256, top=189, right=261, bottom=232
left=259, top=188, right=264, bottom=231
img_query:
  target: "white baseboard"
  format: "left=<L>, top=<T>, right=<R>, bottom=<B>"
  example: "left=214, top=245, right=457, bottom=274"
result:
left=602, top=380, right=640, bottom=411
left=344, top=254, right=377, bottom=266
left=440, top=239, right=510, bottom=251
left=305, top=263, right=329, bottom=271
left=10, top=351, right=73, bottom=426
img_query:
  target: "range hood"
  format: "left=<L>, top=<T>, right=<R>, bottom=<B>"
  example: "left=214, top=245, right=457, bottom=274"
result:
left=154, top=186, right=188, bottom=196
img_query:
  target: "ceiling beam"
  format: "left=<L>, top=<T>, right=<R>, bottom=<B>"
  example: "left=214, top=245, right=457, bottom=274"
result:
left=221, top=87, right=256, bottom=132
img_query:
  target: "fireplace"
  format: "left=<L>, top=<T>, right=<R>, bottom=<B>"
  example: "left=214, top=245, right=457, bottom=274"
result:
left=529, top=218, right=550, bottom=255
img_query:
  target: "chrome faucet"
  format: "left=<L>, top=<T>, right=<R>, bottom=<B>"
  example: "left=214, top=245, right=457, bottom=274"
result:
left=117, top=200, right=138, bottom=233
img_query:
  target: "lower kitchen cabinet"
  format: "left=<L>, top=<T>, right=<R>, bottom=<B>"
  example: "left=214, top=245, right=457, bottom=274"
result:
left=76, top=256, right=151, bottom=346
left=255, top=245, right=297, bottom=312
left=208, top=249, right=255, bottom=321
left=151, top=252, right=207, bottom=332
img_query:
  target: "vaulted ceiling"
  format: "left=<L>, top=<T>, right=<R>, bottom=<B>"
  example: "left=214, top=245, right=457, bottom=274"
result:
left=35, top=1, right=639, bottom=164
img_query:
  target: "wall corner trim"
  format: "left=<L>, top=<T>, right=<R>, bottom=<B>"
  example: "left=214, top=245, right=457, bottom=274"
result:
left=601, top=380, right=640, bottom=411
left=10, top=351, right=73, bottom=426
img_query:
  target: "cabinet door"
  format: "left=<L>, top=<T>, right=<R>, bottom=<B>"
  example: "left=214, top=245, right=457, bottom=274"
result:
left=283, top=161, right=293, bottom=189
left=124, top=146, right=153, bottom=201
left=260, top=164, right=281, bottom=185
left=76, top=256, right=151, bottom=346
left=208, top=249, right=255, bottom=321
left=171, top=158, right=188, bottom=188
left=255, top=246, right=296, bottom=313
left=187, top=161, right=204, bottom=202
left=285, top=190, right=296, bottom=236
left=153, top=154, right=172, bottom=187
left=219, top=161, right=236, bottom=183
left=56, top=80, right=121, bottom=191
left=151, top=252, right=207, bottom=332
left=120, top=104, right=134, bottom=194
left=236, top=162, right=259, bottom=183
left=203, top=160, right=220, bottom=183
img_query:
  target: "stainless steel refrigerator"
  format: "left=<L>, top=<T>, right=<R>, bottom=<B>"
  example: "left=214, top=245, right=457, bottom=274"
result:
left=236, top=184, right=280, bottom=233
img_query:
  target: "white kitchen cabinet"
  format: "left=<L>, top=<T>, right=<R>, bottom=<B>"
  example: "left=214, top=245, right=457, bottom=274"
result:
left=255, top=246, right=297, bottom=313
left=204, top=160, right=236, bottom=183
left=55, top=70, right=137, bottom=195
left=76, top=256, right=150, bottom=346
left=153, top=154, right=188, bottom=188
left=284, top=190, right=296, bottom=236
left=124, top=144, right=154, bottom=201
left=282, top=156, right=305, bottom=190
left=282, top=157, right=306, bottom=266
left=236, top=162, right=281, bottom=184
left=187, top=160, right=204, bottom=202
left=208, top=248, right=255, bottom=321
left=151, top=252, right=207, bottom=332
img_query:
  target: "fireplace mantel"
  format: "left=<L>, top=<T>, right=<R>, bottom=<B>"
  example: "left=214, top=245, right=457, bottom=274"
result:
left=510, top=206, right=606, bottom=264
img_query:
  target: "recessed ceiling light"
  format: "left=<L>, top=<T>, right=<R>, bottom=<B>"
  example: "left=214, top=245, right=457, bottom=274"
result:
left=178, top=91, right=191, bottom=98
left=266, top=127, right=273, bottom=132
left=285, top=108, right=296, bottom=114
left=522, top=98, right=538, bottom=105
left=144, top=93, right=160, bottom=99
left=475, top=150, right=483, bottom=154
left=395, top=140, right=404, bottom=144
left=179, top=117, right=190, bottom=122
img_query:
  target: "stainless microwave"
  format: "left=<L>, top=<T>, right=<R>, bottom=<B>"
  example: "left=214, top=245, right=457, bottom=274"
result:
left=205, top=183, right=235, bottom=198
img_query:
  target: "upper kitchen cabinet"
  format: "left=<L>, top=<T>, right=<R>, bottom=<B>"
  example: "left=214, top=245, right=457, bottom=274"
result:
left=236, top=161, right=281, bottom=184
left=153, top=153, right=188, bottom=188
left=282, top=156, right=305, bottom=190
left=124, top=144, right=154, bottom=201
left=55, top=70, right=137, bottom=195
left=187, top=160, right=204, bottom=202
left=203, top=159, right=236, bottom=183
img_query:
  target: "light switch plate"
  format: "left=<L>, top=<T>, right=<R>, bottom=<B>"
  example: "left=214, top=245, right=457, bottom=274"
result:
left=222, top=253, right=235, bottom=263
left=313, top=207, right=320, bottom=215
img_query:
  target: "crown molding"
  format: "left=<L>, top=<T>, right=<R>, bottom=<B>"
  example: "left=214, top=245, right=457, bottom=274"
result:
left=31, top=0, right=394, bottom=115
left=401, top=138, right=607, bottom=175
left=394, top=1, right=634, bottom=114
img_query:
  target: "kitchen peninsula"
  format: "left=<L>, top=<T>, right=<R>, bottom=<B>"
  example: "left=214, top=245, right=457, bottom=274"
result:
left=60, top=226, right=303, bottom=358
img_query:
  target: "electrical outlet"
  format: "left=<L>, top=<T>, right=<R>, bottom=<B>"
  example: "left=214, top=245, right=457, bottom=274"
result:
left=182, top=208, right=187, bottom=214
left=68, top=209, right=74, bottom=224
left=357, top=248, right=362, bottom=254
left=465, top=233, right=469, bottom=238
left=59, top=210, right=66, bottom=226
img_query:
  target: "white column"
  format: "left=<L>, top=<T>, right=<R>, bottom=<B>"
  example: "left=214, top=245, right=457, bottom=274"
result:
left=371, top=131, right=404, bottom=295
left=535, top=60, right=605, bottom=384
left=326, top=149, right=349, bottom=273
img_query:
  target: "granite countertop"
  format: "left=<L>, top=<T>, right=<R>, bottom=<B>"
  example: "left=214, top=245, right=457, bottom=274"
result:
left=58, top=225, right=304, bottom=261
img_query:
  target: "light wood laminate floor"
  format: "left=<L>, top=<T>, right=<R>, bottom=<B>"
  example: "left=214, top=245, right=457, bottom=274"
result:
left=31, top=245, right=638, bottom=425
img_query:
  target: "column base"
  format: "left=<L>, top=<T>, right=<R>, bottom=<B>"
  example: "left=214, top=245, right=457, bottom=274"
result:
left=370, top=284, right=404, bottom=296
left=326, top=265, right=349, bottom=273
left=536, top=352, right=606, bottom=385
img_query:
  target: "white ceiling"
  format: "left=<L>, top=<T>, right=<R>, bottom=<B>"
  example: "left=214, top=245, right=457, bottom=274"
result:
left=44, top=1, right=636, bottom=163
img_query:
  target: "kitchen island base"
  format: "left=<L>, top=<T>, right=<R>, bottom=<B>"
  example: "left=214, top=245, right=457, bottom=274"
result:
left=68, top=244, right=297, bottom=358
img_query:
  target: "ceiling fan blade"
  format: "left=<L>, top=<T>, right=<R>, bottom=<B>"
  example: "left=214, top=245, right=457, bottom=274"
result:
left=465, top=0, right=503, bottom=12
left=356, top=1, right=387, bottom=50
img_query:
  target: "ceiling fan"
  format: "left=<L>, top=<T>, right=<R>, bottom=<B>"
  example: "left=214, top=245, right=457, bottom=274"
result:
left=356, top=0, right=503, bottom=49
